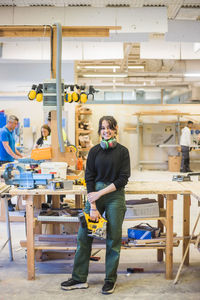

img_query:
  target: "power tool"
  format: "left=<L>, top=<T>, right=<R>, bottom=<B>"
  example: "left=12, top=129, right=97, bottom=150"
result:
left=74, top=178, right=86, bottom=187
left=79, top=211, right=107, bottom=240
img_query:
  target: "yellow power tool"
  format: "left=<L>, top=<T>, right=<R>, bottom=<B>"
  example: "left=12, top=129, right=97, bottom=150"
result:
left=79, top=212, right=107, bottom=240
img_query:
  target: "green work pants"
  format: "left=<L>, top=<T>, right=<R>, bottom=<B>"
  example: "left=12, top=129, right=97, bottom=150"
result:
left=72, top=182, right=126, bottom=283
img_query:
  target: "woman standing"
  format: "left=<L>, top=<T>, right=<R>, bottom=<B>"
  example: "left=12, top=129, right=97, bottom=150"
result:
left=61, top=116, right=130, bottom=295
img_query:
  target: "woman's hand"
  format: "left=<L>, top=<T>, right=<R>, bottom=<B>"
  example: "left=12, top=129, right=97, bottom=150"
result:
left=87, top=191, right=101, bottom=204
left=90, top=208, right=101, bottom=221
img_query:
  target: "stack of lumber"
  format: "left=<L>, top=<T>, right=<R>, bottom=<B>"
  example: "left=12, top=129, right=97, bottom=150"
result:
left=0, top=182, right=10, bottom=194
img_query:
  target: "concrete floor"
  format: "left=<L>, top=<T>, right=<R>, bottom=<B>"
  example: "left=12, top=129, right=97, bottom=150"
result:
left=0, top=170, right=200, bottom=299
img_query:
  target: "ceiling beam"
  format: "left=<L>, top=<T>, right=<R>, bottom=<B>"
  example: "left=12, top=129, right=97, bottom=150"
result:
left=0, top=25, right=121, bottom=38
left=167, top=0, right=184, bottom=20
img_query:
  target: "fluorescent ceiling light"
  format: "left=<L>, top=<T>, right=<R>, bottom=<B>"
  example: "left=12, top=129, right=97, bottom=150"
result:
left=184, top=73, right=200, bottom=77
left=128, top=66, right=144, bottom=69
left=82, top=66, right=120, bottom=69
left=83, top=74, right=128, bottom=78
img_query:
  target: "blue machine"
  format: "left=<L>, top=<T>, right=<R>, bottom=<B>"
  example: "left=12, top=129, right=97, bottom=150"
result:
left=3, top=163, right=54, bottom=189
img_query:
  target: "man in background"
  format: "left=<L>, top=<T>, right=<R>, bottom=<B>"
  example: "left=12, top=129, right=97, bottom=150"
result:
left=180, top=120, right=193, bottom=172
left=0, top=115, right=23, bottom=210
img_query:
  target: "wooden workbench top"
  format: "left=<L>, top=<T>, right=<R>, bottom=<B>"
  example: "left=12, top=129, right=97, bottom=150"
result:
left=179, top=181, right=200, bottom=202
left=2, top=181, right=200, bottom=198
left=6, top=186, right=87, bottom=196
left=126, top=181, right=191, bottom=195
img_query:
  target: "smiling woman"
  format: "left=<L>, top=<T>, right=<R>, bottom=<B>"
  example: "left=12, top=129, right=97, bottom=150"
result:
left=61, top=115, right=130, bottom=295
left=99, top=116, right=118, bottom=149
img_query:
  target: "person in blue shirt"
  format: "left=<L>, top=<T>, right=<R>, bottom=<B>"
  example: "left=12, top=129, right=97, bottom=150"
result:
left=0, top=115, right=23, bottom=211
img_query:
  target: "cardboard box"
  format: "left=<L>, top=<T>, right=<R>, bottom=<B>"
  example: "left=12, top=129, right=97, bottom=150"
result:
left=168, top=155, right=181, bottom=172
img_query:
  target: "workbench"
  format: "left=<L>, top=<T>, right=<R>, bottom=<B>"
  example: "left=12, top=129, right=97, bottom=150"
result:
left=3, top=187, right=87, bottom=280
left=1, top=181, right=200, bottom=281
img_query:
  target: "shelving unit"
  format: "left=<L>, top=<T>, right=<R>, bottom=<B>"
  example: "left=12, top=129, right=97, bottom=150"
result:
left=75, top=104, right=93, bottom=158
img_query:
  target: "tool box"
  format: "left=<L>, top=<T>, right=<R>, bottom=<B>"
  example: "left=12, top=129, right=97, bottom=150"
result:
left=41, top=162, right=68, bottom=179
left=128, top=223, right=160, bottom=240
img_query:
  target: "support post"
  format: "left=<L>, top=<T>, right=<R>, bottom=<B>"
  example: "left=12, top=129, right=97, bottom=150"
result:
left=183, top=194, right=190, bottom=266
left=26, top=195, right=35, bottom=280
left=4, top=196, right=13, bottom=261
left=157, top=194, right=164, bottom=262
left=166, top=194, right=174, bottom=280
left=52, top=195, right=60, bottom=234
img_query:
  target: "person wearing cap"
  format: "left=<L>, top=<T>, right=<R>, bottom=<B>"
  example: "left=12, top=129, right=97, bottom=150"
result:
left=0, top=115, right=23, bottom=210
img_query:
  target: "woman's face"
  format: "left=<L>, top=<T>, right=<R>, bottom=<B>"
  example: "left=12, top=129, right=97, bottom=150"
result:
left=41, top=128, right=49, bottom=137
left=100, top=120, right=116, bottom=141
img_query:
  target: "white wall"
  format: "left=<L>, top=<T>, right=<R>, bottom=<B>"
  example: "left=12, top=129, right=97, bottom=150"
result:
left=0, top=100, right=43, bottom=138
left=87, top=104, right=200, bottom=170
left=0, top=100, right=76, bottom=145
left=2, top=101, right=200, bottom=169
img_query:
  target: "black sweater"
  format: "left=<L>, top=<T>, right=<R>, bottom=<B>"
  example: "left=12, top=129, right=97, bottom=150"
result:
left=36, top=137, right=43, bottom=146
left=85, top=143, right=130, bottom=193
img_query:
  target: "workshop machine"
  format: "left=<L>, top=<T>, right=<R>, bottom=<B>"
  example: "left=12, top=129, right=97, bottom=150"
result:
left=3, top=163, right=54, bottom=189
left=172, top=172, right=200, bottom=182
left=79, top=212, right=107, bottom=240
left=172, top=174, right=191, bottom=182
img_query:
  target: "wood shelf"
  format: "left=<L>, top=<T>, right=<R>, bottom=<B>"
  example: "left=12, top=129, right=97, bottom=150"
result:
left=78, top=147, right=91, bottom=152
left=20, top=238, right=179, bottom=251
left=75, top=104, right=93, bottom=157
left=78, top=111, right=92, bottom=115
left=125, top=216, right=166, bottom=223
left=124, top=127, right=137, bottom=131
left=77, top=129, right=92, bottom=134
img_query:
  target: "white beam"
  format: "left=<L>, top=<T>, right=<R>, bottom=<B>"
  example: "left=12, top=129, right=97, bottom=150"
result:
left=1, top=41, right=123, bottom=60
left=0, top=7, right=168, bottom=33
left=166, top=20, right=200, bottom=42
left=141, top=41, right=180, bottom=59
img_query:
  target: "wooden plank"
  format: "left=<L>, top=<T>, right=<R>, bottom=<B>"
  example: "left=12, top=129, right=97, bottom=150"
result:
left=20, top=240, right=166, bottom=250
left=7, top=186, right=86, bottom=196
left=124, top=127, right=137, bottom=131
left=0, top=196, right=25, bottom=222
left=166, top=194, right=174, bottom=280
left=174, top=212, right=200, bottom=284
left=179, top=182, right=200, bottom=203
left=183, top=194, right=190, bottom=266
left=52, top=195, right=60, bottom=235
left=131, top=238, right=179, bottom=245
left=26, top=195, right=35, bottom=280
left=6, top=181, right=191, bottom=197
left=133, top=111, right=191, bottom=116
left=51, top=110, right=77, bottom=166
left=34, top=195, right=44, bottom=262
left=75, top=194, right=83, bottom=209
left=0, top=26, right=121, bottom=38
left=41, top=251, right=75, bottom=261
left=125, top=217, right=166, bottom=221
left=126, top=181, right=189, bottom=195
